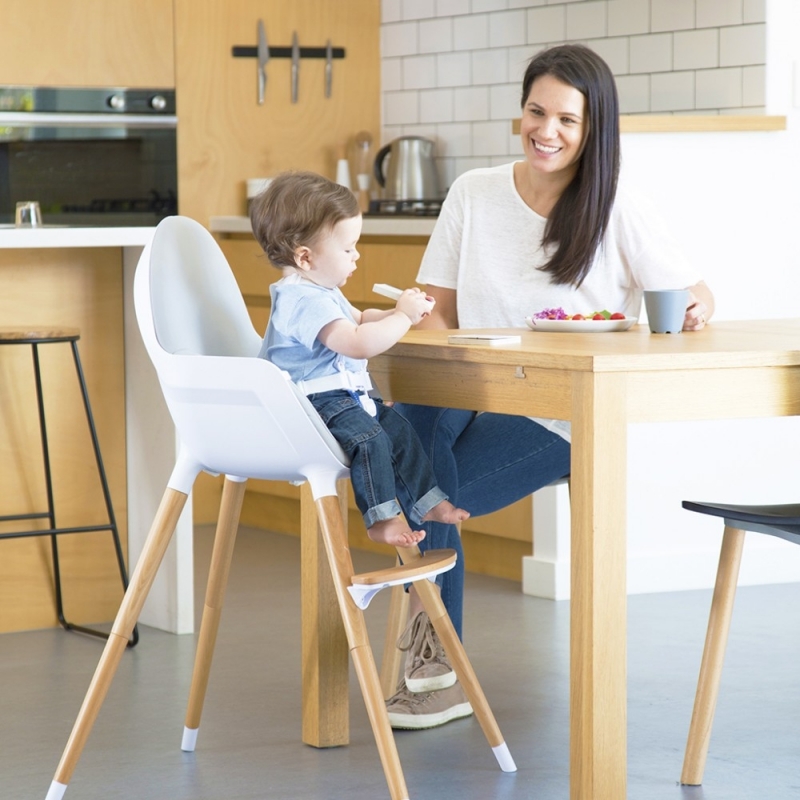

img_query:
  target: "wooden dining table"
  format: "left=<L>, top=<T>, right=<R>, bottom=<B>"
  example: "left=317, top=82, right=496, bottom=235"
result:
left=300, top=318, right=800, bottom=799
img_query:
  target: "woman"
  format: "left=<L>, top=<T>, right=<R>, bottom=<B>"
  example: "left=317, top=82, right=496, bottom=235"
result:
left=386, top=44, right=714, bottom=731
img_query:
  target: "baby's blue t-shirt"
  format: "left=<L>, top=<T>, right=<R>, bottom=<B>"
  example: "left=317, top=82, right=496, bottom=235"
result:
left=260, top=272, right=367, bottom=382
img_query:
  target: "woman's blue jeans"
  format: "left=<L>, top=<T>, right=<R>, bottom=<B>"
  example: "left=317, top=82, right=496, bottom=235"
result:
left=394, top=404, right=571, bottom=639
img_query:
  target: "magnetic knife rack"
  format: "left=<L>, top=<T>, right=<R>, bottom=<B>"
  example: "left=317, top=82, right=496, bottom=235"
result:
left=232, top=45, right=346, bottom=60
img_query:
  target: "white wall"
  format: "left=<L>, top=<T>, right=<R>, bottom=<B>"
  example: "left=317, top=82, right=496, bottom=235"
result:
left=383, top=0, right=800, bottom=597
left=611, top=0, right=800, bottom=596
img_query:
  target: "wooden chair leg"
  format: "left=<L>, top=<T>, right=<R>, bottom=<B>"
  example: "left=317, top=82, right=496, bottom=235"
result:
left=397, top=543, right=517, bottom=773
left=681, top=525, right=745, bottom=786
left=46, top=488, right=189, bottom=800
left=314, top=494, right=410, bottom=800
left=380, top=577, right=409, bottom=699
left=181, top=477, right=246, bottom=751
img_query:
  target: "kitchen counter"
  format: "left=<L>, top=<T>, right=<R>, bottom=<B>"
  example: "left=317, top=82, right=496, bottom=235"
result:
left=0, top=225, right=192, bottom=636
left=210, top=215, right=437, bottom=238
left=0, top=225, right=156, bottom=248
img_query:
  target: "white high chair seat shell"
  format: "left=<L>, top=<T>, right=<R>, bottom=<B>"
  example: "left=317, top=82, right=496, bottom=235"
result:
left=134, top=216, right=350, bottom=489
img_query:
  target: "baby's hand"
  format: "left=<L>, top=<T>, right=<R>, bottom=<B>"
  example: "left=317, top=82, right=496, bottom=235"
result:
left=396, top=288, right=435, bottom=325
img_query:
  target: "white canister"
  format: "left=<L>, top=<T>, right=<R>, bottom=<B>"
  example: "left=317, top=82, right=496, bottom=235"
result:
left=246, top=178, right=273, bottom=209
left=335, top=159, right=351, bottom=190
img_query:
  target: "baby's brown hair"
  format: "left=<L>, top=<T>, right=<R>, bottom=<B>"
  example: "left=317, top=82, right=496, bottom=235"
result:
left=249, top=171, right=360, bottom=269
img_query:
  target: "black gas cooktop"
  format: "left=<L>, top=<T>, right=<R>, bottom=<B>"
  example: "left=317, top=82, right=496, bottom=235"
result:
left=366, top=199, right=442, bottom=217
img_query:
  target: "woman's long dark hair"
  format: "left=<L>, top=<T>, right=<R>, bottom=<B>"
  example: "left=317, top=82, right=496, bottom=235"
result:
left=520, top=44, right=620, bottom=287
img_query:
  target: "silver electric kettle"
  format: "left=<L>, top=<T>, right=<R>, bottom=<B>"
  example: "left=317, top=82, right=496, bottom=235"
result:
left=373, top=136, right=441, bottom=201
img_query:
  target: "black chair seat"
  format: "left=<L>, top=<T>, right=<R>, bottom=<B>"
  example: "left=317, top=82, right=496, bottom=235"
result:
left=682, top=501, right=800, bottom=542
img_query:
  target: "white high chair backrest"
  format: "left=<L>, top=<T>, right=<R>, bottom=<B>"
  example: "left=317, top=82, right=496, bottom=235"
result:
left=150, top=216, right=262, bottom=358
left=133, top=216, right=349, bottom=496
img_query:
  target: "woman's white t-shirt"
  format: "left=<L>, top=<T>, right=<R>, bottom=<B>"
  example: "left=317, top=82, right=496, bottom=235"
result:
left=416, top=162, right=703, bottom=440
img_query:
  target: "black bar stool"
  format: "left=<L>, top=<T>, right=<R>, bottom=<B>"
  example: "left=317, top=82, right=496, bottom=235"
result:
left=0, top=326, right=138, bottom=647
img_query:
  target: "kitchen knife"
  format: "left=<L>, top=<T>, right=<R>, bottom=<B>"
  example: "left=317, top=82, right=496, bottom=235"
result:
left=257, top=20, right=269, bottom=104
left=325, top=39, right=333, bottom=98
left=291, top=32, right=300, bottom=103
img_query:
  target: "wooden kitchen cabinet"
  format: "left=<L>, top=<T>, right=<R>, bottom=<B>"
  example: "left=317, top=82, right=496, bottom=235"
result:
left=0, top=0, right=175, bottom=88
left=174, top=0, right=380, bottom=231
left=205, top=231, right=533, bottom=581
left=214, top=233, right=429, bottom=312
left=0, top=247, right=128, bottom=634
left=351, top=236, right=428, bottom=304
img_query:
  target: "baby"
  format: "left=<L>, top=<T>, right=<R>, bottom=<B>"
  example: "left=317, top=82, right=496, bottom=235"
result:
left=250, top=170, right=469, bottom=547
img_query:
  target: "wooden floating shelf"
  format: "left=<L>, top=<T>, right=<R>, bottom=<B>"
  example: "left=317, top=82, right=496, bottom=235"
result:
left=511, top=115, right=787, bottom=134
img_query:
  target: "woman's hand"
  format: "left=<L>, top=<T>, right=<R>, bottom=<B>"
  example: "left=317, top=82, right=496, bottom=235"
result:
left=683, top=297, right=708, bottom=330
left=415, top=285, right=458, bottom=330
left=683, top=280, right=714, bottom=331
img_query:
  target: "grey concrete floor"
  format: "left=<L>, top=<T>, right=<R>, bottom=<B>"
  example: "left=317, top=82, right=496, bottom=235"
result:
left=1, top=524, right=798, bottom=799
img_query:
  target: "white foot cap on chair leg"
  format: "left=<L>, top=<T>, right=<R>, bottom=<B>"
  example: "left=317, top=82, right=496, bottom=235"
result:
left=45, top=781, right=68, bottom=800
left=181, top=726, right=199, bottom=752
left=492, top=742, right=517, bottom=773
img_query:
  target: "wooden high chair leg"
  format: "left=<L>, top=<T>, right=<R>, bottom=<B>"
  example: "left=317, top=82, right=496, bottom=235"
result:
left=182, top=477, right=247, bottom=751
left=681, top=525, right=745, bottom=786
left=380, top=578, right=409, bottom=699
left=46, top=488, right=189, bottom=800
left=397, top=544, right=516, bottom=773
left=314, top=494, right=410, bottom=800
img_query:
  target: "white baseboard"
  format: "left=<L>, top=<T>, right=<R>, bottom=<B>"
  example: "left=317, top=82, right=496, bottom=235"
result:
left=523, top=537, right=800, bottom=601
left=522, top=555, right=571, bottom=600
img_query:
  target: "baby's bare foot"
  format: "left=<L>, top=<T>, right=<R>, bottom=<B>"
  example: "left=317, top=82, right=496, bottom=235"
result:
left=368, top=516, right=426, bottom=547
left=421, top=499, right=470, bottom=525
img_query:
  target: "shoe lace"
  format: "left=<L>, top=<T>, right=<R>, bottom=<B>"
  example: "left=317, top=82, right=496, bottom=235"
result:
left=387, top=681, right=434, bottom=710
left=396, top=612, right=444, bottom=667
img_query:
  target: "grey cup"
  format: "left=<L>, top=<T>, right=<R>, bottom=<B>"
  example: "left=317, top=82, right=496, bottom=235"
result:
left=644, top=289, right=689, bottom=334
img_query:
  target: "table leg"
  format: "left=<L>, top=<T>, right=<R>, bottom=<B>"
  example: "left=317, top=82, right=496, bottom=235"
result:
left=569, top=372, right=628, bottom=800
left=300, top=480, right=350, bottom=747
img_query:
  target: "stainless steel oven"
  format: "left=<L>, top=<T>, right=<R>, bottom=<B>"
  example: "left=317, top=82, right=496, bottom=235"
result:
left=0, top=86, right=177, bottom=226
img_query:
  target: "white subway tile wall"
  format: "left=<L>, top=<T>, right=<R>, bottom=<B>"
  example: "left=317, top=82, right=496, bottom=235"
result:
left=608, top=0, right=649, bottom=37
left=420, top=17, right=454, bottom=52
left=380, top=0, right=767, bottom=189
left=651, top=0, right=695, bottom=33
left=630, top=32, right=673, bottom=73
left=566, top=1, right=607, bottom=40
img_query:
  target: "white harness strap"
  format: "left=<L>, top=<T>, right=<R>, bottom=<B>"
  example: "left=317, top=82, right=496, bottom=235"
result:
left=297, top=369, right=377, bottom=416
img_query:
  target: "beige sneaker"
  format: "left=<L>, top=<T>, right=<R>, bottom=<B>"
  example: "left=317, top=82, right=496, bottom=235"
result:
left=397, top=611, right=456, bottom=693
left=386, top=680, right=473, bottom=730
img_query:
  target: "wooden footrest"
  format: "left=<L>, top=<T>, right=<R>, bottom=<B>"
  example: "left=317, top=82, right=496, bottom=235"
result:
left=348, top=548, right=456, bottom=610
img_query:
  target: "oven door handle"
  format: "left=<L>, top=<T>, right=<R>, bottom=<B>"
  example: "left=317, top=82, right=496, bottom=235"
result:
left=0, top=111, right=177, bottom=128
